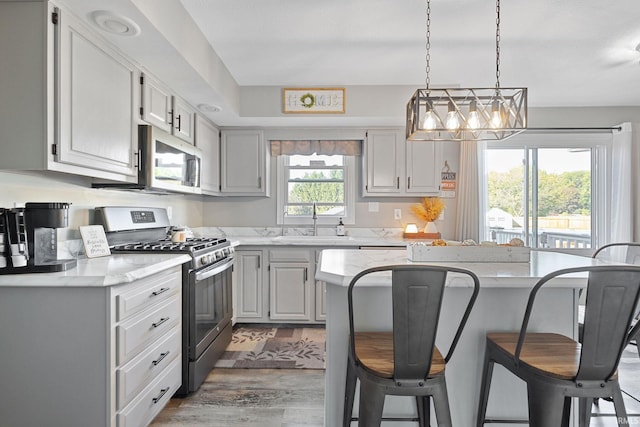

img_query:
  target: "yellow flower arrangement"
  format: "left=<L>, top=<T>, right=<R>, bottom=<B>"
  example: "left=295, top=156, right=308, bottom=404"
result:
left=411, top=196, right=445, bottom=223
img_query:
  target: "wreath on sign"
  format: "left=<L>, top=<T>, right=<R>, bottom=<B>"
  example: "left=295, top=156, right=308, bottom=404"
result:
left=300, top=93, right=316, bottom=108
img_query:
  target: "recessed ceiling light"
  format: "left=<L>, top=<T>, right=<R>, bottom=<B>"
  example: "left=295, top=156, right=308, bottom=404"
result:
left=90, top=11, right=141, bottom=37
left=198, top=104, right=222, bottom=113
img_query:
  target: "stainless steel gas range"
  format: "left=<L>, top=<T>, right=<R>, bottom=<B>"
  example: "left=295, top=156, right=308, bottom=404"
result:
left=95, top=206, right=234, bottom=395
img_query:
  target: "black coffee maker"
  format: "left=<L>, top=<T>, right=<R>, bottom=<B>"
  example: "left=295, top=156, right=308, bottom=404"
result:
left=0, top=202, right=77, bottom=274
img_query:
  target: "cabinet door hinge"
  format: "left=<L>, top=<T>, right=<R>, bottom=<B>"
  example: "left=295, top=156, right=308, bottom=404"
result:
left=51, top=10, right=59, bottom=25
left=365, top=131, right=368, bottom=137
left=139, top=75, right=144, bottom=85
left=267, top=264, right=270, bottom=272
left=51, top=144, right=57, bottom=156
left=139, top=107, right=144, bottom=117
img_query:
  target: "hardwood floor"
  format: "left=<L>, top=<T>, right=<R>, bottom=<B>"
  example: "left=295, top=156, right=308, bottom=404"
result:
left=150, top=369, right=324, bottom=427
left=150, top=345, right=639, bottom=427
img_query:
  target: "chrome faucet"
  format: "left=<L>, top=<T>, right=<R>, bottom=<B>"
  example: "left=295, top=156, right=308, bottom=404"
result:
left=281, top=210, right=288, bottom=236
left=312, top=202, right=318, bottom=236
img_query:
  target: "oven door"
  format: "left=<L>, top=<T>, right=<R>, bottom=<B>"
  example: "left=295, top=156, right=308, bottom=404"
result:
left=189, top=257, right=234, bottom=360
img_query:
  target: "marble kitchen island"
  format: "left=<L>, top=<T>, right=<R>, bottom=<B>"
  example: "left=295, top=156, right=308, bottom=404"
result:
left=316, top=248, right=606, bottom=426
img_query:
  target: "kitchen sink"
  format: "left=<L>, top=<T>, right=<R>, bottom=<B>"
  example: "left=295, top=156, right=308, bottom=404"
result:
left=273, top=235, right=354, bottom=242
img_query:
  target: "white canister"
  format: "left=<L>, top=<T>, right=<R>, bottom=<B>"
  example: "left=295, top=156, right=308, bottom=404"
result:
left=171, top=229, right=187, bottom=243
left=11, top=255, right=27, bottom=267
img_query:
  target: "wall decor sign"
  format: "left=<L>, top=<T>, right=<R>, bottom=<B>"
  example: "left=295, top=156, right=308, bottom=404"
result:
left=440, top=166, right=457, bottom=199
left=283, top=88, right=345, bottom=114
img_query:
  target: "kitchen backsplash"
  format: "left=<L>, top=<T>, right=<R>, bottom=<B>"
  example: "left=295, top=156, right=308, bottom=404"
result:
left=194, top=226, right=405, bottom=239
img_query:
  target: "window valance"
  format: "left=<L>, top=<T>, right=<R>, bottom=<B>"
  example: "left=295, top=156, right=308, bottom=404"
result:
left=270, top=140, right=362, bottom=156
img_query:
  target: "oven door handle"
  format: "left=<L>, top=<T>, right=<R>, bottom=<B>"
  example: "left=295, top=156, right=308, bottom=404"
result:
left=195, top=257, right=234, bottom=281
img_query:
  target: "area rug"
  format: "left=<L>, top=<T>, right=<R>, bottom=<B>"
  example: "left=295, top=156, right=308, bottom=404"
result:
left=214, top=326, right=326, bottom=369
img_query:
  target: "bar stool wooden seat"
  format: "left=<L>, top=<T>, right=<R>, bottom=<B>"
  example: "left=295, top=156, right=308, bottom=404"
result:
left=476, top=265, right=640, bottom=427
left=343, top=265, right=480, bottom=426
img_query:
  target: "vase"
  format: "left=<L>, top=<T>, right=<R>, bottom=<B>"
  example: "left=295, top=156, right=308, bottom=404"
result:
left=424, top=222, right=438, bottom=234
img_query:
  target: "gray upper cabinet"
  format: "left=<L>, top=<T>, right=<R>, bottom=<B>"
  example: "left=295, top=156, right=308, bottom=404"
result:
left=220, top=130, right=270, bottom=196
left=363, top=130, right=404, bottom=194
left=171, top=97, right=195, bottom=144
left=140, top=74, right=172, bottom=133
left=58, top=8, right=138, bottom=178
left=363, top=129, right=442, bottom=196
left=195, top=115, right=221, bottom=195
left=0, top=1, right=138, bottom=182
left=405, top=139, right=442, bottom=194
left=140, top=74, right=195, bottom=145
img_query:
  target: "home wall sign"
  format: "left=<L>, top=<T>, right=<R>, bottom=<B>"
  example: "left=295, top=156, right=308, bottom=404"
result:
left=440, top=161, right=457, bottom=199
left=283, top=88, right=345, bottom=114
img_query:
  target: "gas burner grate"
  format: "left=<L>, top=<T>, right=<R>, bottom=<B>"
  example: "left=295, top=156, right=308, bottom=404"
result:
left=111, top=237, right=228, bottom=254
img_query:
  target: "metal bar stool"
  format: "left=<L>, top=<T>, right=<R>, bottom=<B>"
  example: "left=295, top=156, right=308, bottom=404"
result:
left=476, top=265, right=640, bottom=427
left=343, top=265, right=480, bottom=426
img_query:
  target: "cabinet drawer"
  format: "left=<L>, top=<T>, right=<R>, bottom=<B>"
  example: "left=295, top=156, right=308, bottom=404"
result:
left=117, top=296, right=180, bottom=365
left=116, top=268, right=181, bottom=321
left=117, top=327, right=181, bottom=409
left=270, top=249, right=311, bottom=262
left=117, top=357, right=181, bottom=427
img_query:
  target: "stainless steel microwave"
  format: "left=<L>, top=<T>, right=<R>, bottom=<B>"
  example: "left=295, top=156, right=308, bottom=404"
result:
left=93, top=125, right=202, bottom=194
left=139, top=125, right=201, bottom=194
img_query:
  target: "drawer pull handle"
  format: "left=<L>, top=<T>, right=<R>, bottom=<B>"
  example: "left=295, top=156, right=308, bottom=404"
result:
left=152, top=387, right=170, bottom=404
left=151, top=287, right=170, bottom=297
left=152, top=317, right=169, bottom=328
left=152, top=351, right=170, bottom=366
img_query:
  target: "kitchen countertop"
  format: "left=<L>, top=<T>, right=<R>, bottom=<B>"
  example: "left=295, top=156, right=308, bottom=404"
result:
left=0, top=253, right=191, bottom=287
left=316, top=248, right=605, bottom=288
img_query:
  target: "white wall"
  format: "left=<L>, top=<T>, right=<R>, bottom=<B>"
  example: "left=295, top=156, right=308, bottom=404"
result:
left=0, top=171, right=203, bottom=240
left=1, top=106, right=638, bottom=242
left=202, top=107, right=640, bottom=240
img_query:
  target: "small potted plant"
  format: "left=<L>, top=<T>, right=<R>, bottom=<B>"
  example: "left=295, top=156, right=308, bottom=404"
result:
left=411, top=196, right=445, bottom=238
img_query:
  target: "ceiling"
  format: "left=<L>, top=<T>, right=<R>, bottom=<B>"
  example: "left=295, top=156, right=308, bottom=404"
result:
left=61, top=0, right=640, bottom=127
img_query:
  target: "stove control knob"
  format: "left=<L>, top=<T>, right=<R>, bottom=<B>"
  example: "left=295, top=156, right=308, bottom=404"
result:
left=201, top=255, right=211, bottom=266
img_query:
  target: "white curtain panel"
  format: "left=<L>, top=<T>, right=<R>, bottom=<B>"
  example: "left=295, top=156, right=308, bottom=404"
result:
left=610, top=122, right=633, bottom=243
left=455, top=140, right=485, bottom=242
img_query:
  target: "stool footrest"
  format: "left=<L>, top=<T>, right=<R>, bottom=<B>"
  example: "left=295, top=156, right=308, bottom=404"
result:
left=350, top=416, right=420, bottom=422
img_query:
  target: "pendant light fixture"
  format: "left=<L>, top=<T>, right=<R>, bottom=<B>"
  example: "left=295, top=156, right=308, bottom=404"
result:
left=406, top=0, right=527, bottom=141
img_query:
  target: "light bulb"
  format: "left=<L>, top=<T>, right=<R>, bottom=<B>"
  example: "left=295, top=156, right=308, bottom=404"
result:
left=491, top=100, right=502, bottom=128
left=421, top=103, right=437, bottom=130
left=445, top=101, right=460, bottom=130
left=467, top=100, right=480, bottom=129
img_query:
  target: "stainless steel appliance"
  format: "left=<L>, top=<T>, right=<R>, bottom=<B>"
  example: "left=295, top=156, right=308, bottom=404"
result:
left=0, top=203, right=76, bottom=274
left=93, top=125, right=202, bottom=194
left=95, top=206, right=233, bottom=395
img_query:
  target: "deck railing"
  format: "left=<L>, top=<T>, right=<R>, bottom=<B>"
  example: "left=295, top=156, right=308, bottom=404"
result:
left=490, top=228, right=592, bottom=249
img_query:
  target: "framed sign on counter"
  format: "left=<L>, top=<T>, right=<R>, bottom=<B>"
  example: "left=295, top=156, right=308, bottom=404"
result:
left=79, top=225, right=111, bottom=258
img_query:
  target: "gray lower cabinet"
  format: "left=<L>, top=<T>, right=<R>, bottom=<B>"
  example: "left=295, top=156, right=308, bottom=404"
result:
left=269, top=262, right=312, bottom=321
left=315, top=251, right=327, bottom=321
left=235, top=250, right=265, bottom=319
left=0, top=265, right=182, bottom=427
left=234, top=247, right=323, bottom=324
